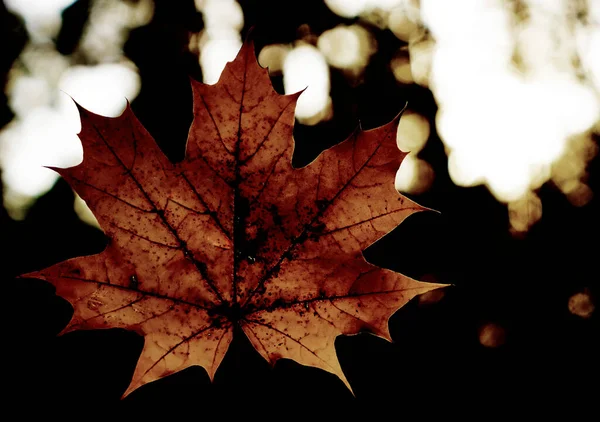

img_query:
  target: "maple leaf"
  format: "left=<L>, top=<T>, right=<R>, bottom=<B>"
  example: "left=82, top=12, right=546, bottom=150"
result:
left=20, top=39, right=446, bottom=397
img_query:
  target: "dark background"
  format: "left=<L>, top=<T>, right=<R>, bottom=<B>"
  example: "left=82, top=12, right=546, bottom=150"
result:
left=2, top=0, right=598, bottom=418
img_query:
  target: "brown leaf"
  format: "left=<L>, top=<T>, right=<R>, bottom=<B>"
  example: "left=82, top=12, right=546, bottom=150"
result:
left=19, top=39, right=446, bottom=397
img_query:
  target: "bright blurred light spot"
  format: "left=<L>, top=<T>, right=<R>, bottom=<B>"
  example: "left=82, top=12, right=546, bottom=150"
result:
left=80, top=0, right=154, bottom=62
left=5, top=0, right=76, bottom=40
left=325, top=0, right=406, bottom=18
left=568, top=291, right=595, bottom=319
left=283, top=44, right=332, bottom=125
left=197, top=0, right=244, bottom=84
left=387, top=2, right=420, bottom=42
left=395, top=109, right=432, bottom=197
left=395, top=155, right=434, bottom=195
left=391, top=55, right=413, bottom=84
left=447, top=147, right=483, bottom=188
left=552, top=135, right=597, bottom=207
left=0, top=105, right=82, bottom=201
left=418, top=288, right=445, bottom=306
left=318, top=25, right=362, bottom=68
left=200, top=35, right=242, bottom=85
left=576, top=16, right=600, bottom=92
left=564, top=182, right=593, bottom=207
left=324, top=0, right=368, bottom=18
left=421, top=0, right=600, bottom=216
left=478, top=322, right=506, bottom=348
left=370, top=0, right=405, bottom=9
left=2, top=0, right=145, bottom=223
left=397, top=111, right=429, bottom=153
left=18, top=45, right=70, bottom=87
left=408, top=38, right=434, bottom=87
left=2, top=193, right=34, bottom=221
left=74, top=194, right=100, bottom=229
left=58, top=63, right=141, bottom=117
left=7, top=75, right=52, bottom=119
left=202, top=0, right=243, bottom=35
left=1, top=60, right=140, bottom=214
left=317, top=25, right=376, bottom=75
left=508, top=192, right=543, bottom=233
left=258, top=44, right=290, bottom=76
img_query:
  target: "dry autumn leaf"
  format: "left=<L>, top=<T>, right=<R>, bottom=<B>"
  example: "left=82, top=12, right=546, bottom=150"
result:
left=20, top=38, right=446, bottom=397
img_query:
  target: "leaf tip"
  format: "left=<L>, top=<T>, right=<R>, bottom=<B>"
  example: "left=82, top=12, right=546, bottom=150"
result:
left=422, top=282, right=452, bottom=295
left=395, top=101, right=409, bottom=122
left=419, top=204, right=442, bottom=216
left=379, top=329, right=393, bottom=343
left=243, top=25, right=257, bottom=44
left=238, top=31, right=257, bottom=60
left=16, top=270, right=45, bottom=282
left=287, top=86, right=307, bottom=102
left=56, top=322, right=80, bottom=337
left=57, top=91, right=96, bottom=136
left=357, top=101, right=408, bottom=134
left=120, top=383, right=137, bottom=400
left=70, top=97, right=92, bottom=119
left=338, top=373, right=355, bottom=397
left=206, top=366, right=218, bottom=383
left=400, top=197, right=440, bottom=216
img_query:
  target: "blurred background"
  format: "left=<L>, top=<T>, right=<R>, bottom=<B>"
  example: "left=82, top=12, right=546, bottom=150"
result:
left=2, top=0, right=598, bottom=417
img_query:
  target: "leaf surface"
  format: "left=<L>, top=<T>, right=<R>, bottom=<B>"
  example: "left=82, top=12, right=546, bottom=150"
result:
left=20, top=39, right=446, bottom=396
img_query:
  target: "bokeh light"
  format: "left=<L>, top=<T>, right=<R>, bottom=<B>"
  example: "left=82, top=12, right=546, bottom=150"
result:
left=4, top=0, right=600, bottom=232
left=324, top=0, right=408, bottom=19
left=79, top=0, right=154, bottom=62
left=395, top=111, right=434, bottom=194
left=324, top=0, right=370, bottom=19
left=395, top=155, right=434, bottom=195
left=283, top=43, right=332, bottom=125
left=5, top=0, right=77, bottom=40
left=390, top=51, right=412, bottom=84
left=478, top=322, right=506, bottom=348
left=258, top=44, right=290, bottom=75
left=508, top=191, right=543, bottom=234
left=199, top=34, right=243, bottom=84
left=1, top=1, right=597, bottom=406
left=196, top=0, right=244, bottom=84
left=58, top=63, right=140, bottom=116
left=396, top=111, right=429, bottom=153
left=387, top=0, right=420, bottom=42
left=407, top=37, right=434, bottom=87
left=568, top=291, right=595, bottom=319
left=317, top=24, right=376, bottom=78
left=420, top=0, right=600, bottom=231
left=1, top=0, right=148, bottom=220
left=0, top=104, right=81, bottom=214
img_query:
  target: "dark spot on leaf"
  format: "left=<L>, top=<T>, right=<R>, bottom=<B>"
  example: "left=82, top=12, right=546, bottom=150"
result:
left=309, top=222, right=326, bottom=240
left=209, top=301, right=244, bottom=323
left=316, top=199, right=329, bottom=211
left=269, top=204, right=282, bottom=226
left=129, top=275, right=138, bottom=290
